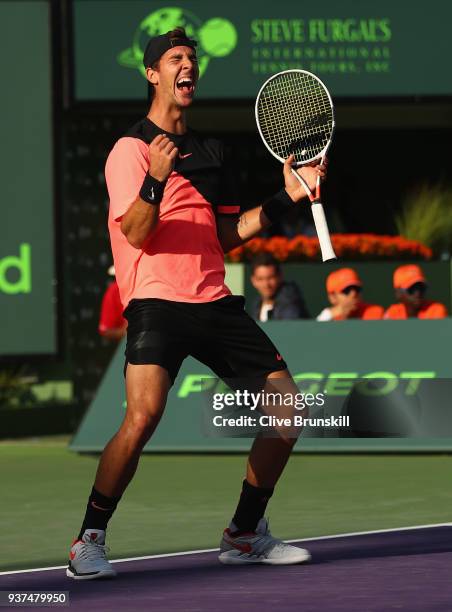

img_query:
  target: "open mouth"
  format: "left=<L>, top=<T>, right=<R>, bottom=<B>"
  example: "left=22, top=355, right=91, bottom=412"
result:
left=176, top=77, right=195, bottom=95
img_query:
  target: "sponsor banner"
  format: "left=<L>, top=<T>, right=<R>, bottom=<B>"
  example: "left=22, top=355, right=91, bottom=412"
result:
left=0, top=1, right=56, bottom=355
left=73, top=0, right=452, bottom=100
left=70, top=320, right=452, bottom=452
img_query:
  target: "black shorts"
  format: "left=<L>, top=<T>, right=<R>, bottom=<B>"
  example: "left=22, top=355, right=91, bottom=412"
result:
left=123, top=295, right=288, bottom=384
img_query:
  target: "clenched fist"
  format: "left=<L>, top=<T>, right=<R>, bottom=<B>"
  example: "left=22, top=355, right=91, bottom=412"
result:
left=148, top=134, right=179, bottom=182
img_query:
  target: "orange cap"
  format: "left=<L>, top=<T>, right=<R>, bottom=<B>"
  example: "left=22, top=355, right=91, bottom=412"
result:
left=326, top=268, right=362, bottom=293
left=393, top=264, right=426, bottom=289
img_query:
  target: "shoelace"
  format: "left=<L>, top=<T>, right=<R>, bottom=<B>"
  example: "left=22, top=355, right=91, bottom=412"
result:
left=77, top=542, right=110, bottom=561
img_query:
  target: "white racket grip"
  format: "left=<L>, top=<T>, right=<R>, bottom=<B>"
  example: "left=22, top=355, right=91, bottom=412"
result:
left=311, top=202, right=337, bottom=262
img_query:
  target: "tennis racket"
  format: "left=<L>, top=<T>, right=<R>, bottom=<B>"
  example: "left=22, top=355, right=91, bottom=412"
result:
left=255, top=69, right=336, bottom=262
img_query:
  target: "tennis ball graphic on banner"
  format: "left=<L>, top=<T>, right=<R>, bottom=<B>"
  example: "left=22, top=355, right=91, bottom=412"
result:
left=118, top=7, right=237, bottom=79
left=198, top=18, right=238, bottom=57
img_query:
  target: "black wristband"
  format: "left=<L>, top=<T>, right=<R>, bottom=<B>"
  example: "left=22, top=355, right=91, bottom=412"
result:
left=139, top=173, right=167, bottom=205
left=261, top=189, right=294, bottom=223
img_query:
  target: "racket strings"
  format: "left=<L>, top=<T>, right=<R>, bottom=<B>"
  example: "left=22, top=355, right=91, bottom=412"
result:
left=257, top=72, right=333, bottom=163
left=260, top=81, right=328, bottom=159
left=260, top=74, right=330, bottom=155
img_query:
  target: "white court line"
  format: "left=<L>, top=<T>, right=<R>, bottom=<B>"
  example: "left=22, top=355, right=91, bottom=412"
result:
left=1, top=522, right=450, bottom=577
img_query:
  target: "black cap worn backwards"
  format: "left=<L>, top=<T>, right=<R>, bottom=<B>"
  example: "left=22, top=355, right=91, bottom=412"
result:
left=143, top=33, right=197, bottom=68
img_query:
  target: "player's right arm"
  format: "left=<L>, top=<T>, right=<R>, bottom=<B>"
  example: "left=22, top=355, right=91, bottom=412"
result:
left=106, top=135, right=178, bottom=249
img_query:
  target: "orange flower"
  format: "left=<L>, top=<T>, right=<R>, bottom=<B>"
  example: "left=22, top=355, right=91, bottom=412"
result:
left=224, top=234, right=432, bottom=263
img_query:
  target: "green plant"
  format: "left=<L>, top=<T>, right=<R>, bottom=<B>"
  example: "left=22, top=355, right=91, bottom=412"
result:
left=0, top=367, right=37, bottom=408
left=395, top=184, right=452, bottom=257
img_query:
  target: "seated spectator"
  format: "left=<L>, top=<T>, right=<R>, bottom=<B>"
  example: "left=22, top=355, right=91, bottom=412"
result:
left=317, top=268, right=384, bottom=321
left=250, top=254, right=310, bottom=321
left=98, top=266, right=127, bottom=341
left=384, top=264, right=448, bottom=319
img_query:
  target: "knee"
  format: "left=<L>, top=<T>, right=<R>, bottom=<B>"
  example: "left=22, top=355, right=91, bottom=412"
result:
left=122, top=408, right=161, bottom=444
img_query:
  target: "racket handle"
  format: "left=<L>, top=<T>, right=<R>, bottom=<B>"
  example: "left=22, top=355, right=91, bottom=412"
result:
left=311, top=202, right=337, bottom=262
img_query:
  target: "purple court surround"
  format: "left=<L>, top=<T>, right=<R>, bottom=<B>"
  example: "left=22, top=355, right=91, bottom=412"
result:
left=1, top=526, right=451, bottom=611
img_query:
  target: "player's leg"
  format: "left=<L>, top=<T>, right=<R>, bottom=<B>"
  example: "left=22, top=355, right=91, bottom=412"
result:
left=245, top=369, right=299, bottom=489
left=220, top=369, right=309, bottom=564
left=67, top=297, right=188, bottom=579
left=200, top=297, right=309, bottom=564
left=93, top=363, right=170, bottom=497
left=67, top=364, right=170, bottom=580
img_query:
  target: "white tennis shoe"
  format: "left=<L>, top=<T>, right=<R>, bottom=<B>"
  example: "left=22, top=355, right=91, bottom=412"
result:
left=66, top=529, right=116, bottom=580
left=219, top=517, right=311, bottom=565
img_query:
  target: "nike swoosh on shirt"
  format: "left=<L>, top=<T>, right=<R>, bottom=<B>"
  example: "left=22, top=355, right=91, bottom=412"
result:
left=178, top=153, right=192, bottom=159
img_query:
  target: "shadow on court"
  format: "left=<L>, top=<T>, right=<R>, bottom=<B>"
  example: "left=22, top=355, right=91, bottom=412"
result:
left=1, top=527, right=451, bottom=611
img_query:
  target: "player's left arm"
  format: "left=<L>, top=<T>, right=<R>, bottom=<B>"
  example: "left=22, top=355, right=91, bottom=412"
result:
left=217, top=157, right=327, bottom=253
left=216, top=206, right=269, bottom=253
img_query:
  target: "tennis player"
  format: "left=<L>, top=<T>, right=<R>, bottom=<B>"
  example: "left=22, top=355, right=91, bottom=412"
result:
left=67, top=28, right=326, bottom=579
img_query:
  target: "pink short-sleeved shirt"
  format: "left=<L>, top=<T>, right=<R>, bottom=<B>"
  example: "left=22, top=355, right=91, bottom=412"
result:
left=105, top=119, right=239, bottom=308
